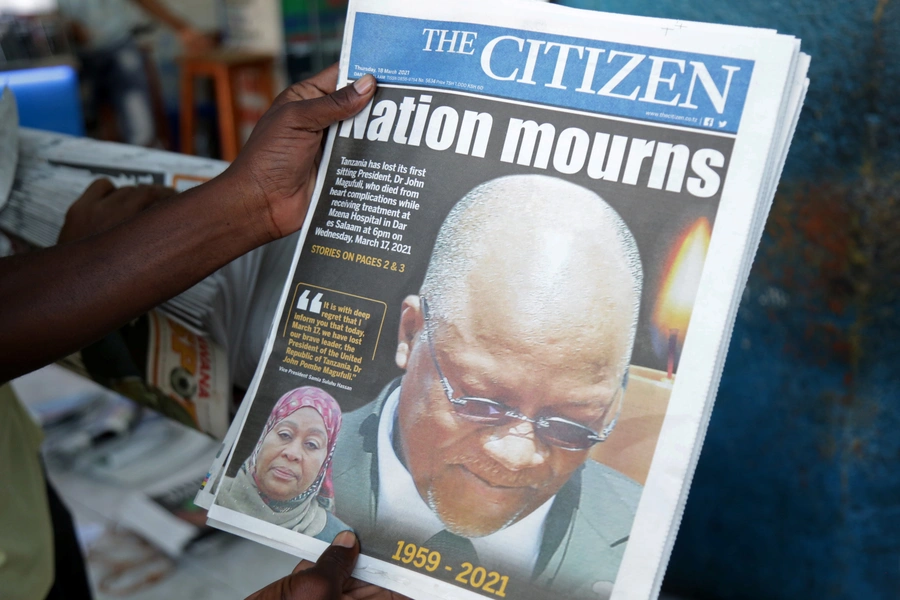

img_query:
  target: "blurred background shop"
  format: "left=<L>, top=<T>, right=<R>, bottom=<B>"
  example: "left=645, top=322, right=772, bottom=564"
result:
left=0, top=0, right=345, bottom=158
left=1, top=0, right=898, bottom=599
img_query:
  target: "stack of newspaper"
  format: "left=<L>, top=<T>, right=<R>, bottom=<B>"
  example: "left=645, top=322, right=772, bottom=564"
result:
left=199, top=1, right=809, bottom=599
left=0, top=123, right=292, bottom=434
left=0, top=128, right=240, bottom=337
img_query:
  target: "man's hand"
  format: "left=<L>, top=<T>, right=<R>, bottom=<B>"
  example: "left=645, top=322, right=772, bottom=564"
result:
left=58, top=179, right=177, bottom=244
left=0, top=65, right=376, bottom=384
left=222, top=66, right=377, bottom=244
left=247, top=532, right=410, bottom=600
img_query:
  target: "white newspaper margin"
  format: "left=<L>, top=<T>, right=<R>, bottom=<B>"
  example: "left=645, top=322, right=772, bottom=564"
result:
left=621, top=58, right=810, bottom=600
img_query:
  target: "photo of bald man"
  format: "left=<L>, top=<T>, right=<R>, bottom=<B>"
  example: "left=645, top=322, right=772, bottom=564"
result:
left=332, top=174, right=644, bottom=600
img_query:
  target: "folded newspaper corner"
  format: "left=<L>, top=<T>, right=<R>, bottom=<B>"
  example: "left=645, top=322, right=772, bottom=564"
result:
left=201, top=1, right=810, bottom=598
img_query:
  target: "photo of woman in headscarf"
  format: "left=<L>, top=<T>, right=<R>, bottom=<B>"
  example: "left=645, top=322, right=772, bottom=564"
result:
left=216, top=386, right=348, bottom=541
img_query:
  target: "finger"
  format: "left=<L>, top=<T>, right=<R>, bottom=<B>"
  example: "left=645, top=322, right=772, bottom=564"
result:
left=281, top=531, right=359, bottom=600
left=100, top=184, right=138, bottom=205
left=343, top=579, right=400, bottom=600
left=312, top=530, right=359, bottom=582
left=77, top=178, right=116, bottom=204
left=122, top=187, right=175, bottom=216
left=270, top=63, right=341, bottom=110
left=104, top=185, right=172, bottom=214
left=301, top=63, right=341, bottom=96
left=110, top=184, right=170, bottom=198
left=284, top=74, right=377, bottom=132
left=133, top=184, right=178, bottom=205
left=291, top=559, right=315, bottom=575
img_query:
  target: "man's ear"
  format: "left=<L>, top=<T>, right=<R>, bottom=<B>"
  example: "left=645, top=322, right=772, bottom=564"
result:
left=396, top=295, right=423, bottom=370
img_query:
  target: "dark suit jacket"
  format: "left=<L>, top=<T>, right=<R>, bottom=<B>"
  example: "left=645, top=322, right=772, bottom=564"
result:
left=332, top=379, right=642, bottom=600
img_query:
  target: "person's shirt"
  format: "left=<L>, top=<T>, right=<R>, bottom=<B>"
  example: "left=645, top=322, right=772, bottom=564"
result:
left=374, top=386, right=554, bottom=576
left=57, top=0, right=148, bottom=50
left=0, top=383, right=54, bottom=600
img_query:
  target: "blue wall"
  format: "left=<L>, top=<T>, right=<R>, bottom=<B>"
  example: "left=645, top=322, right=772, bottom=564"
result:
left=562, top=2, right=899, bottom=598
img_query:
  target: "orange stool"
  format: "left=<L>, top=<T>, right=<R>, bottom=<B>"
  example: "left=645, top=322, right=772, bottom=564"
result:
left=178, top=49, right=275, bottom=161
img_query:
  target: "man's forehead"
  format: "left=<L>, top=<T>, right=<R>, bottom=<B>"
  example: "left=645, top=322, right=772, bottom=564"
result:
left=435, top=313, right=624, bottom=400
left=458, top=270, right=633, bottom=350
left=457, top=220, right=636, bottom=314
left=421, top=176, right=641, bottom=344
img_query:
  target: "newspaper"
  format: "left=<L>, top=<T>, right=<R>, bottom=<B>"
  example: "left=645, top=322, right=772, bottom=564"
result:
left=0, top=129, right=239, bottom=342
left=54, top=309, right=231, bottom=439
left=0, top=89, right=17, bottom=211
left=204, top=1, right=809, bottom=599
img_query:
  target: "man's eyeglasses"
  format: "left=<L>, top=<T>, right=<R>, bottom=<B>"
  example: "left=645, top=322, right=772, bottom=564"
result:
left=420, top=297, right=621, bottom=451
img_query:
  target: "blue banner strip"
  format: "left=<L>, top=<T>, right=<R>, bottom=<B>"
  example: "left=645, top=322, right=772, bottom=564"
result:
left=349, top=13, right=753, bottom=134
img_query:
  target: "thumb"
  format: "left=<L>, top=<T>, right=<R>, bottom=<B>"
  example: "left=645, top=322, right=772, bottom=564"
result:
left=285, top=531, right=360, bottom=599
left=287, top=74, right=376, bottom=132
left=315, top=530, right=360, bottom=581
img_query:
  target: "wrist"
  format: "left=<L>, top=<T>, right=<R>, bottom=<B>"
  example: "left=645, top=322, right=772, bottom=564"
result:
left=207, top=168, right=278, bottom=247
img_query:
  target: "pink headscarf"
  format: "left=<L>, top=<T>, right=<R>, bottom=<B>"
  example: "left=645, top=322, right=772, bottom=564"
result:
left=246, top=386, right=342, bottom=508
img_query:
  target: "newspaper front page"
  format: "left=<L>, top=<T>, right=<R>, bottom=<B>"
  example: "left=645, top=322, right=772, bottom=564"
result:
left=206, top=1, right=808, bottom=598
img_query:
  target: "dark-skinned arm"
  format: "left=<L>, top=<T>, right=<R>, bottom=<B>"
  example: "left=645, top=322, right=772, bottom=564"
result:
left=0, top=68, right=376, bottom=384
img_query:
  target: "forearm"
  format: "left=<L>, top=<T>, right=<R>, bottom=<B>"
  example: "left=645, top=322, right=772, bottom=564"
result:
left=0, top=65, right=377, bottom=384
left=0, top=173, right=269, bottom=383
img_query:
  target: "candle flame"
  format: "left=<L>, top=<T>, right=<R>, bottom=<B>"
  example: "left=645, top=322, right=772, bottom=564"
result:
left=652, top=218, right=712, bottom=350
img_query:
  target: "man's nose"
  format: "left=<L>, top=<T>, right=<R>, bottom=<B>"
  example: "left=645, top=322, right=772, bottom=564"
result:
left=482, top=421, right=547, bottom=470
